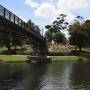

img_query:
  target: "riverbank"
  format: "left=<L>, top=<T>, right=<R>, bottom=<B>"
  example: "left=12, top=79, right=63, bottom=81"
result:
left=0, top=55, right=28, bottom=62
left=49, top=56, right=88, bottom=61
left=0, top=55, right=88, bottom=62
left=0, top=47, right=90, bottom=62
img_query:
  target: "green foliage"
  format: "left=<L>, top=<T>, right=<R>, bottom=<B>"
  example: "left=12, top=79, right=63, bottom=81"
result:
left=53, top=14, right=68, bottom=31
left=45, top=24, right=59, bottom=33
left=83, top=20, right=90, bottom=46
left=54, top=32, right=66, bottom=44
left=45, top=25, right=51, bottom=29
left=27, top=20, right=35, bottom=31
left=27, top=20, right=41, bottom=34
left=0, top=32, right=26, bottom=50
left=35, top=25, right=40, bottom=33
left=45, top=30, right=66, bottom=44
left=45, top=14, right=68, bottom=33
left=44, top=30, right=53, bottom=42
left=12, top=35, right=22, bottom=48
left=45, top=14, right=68, bottom=44
left=0, top=32, right=11, bottom=50
left=69, top=20, right=89, bottom=51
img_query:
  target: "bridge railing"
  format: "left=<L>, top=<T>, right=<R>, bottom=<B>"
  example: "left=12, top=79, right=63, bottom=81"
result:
left=0, top=4, right=41, bottom=36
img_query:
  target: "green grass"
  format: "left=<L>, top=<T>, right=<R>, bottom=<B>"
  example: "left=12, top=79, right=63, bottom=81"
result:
left=0, top=55, right=28, bottom=62
left=48, top=56, right=88, bottom=61
left=0, top=47, right=7, bottom=52
left=0, top=46, right=34, bottom=55
left=23, top=46, right=34, bottom=55
left=83, top=48, right=90, bottom=52
left=0, top=55, right=88, bottom=62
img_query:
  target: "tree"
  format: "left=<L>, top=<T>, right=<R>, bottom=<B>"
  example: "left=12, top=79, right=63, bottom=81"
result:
left=54, top=32, right=66, bottom=44
left=53, top=14, right=68, bottom=31
left=27, top=20, right=36, bottom=31
left=45, top=25, right=59, bottom=33
left=45, top=14, right=68, bottom=33
left=11, top=34, right=24, bottom=49
left=27, top=20, right=41, bottom=34
left=44, top=30, right=53, bottom=43
left=82, top=20, right=90, bottom=46
left=0, top=31, right=26, bottom=51
left=69, top=21, right=88, bottom=51
left=44, top=30, right=66, bottom=45
left=45, top=14, right=68, bottom=45
left=0, top=32, right=12, bottom=51
left=35, top=25, right=40, bottom=34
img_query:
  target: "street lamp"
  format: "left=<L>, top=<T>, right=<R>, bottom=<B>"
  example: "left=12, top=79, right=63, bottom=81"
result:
left=51, top=32, right=55, bottom=60
left=42, top=28, right=43, bottom=36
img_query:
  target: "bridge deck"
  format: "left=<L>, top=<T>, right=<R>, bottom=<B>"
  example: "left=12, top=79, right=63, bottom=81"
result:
left=0, top=4, right=45, bottom=42
left=0, top=4, right=48, bottom=55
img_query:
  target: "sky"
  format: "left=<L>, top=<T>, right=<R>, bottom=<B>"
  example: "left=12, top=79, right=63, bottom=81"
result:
left=0, top=0, right=90, bottom=36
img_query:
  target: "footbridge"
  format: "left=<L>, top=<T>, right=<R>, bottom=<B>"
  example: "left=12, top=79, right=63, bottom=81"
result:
left=0, top=4, right=48, bottom=55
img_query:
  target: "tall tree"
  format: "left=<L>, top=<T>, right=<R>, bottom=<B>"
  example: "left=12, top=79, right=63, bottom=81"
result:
left=27, top=20, right=36, bottom=31
left=45, top=14, right=68, bottom=44
left=54, top=32, right=66, bottom=44
left=0, top=32, right=12, bottom=51
left=82, top=20, right=90, bottom=46
left=27, top=20, right=41, bottom=34
left=35, top=25, right=40, bottom=34
left=44, top=30, right=66, bottom=44
left=44, top=30, right=53, bottom=43
left=53, top=14, right=68, bottom=31
left=69, top=20, right=89, bottom=51
left=45, top=14, right=68, bottom=33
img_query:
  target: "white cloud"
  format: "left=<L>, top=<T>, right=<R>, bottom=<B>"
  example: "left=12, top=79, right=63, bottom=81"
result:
left=25, top=0, right=90, bottom=20
left=25, top=0, right=39, bottom=8
left=33, top=0, right=89, bottom=21
left=24, top=0, right=90, bottom=36
left=34, top=2, right=56, bottom=18
left=85, top=17, right=90, bottom=21
left=25, top=0, right=90, bottom=26
left=25, top=0, right=90, bottom=21
left=57, top=0, right=89, bottom=12
left=57, top=0, right=89, bottom=10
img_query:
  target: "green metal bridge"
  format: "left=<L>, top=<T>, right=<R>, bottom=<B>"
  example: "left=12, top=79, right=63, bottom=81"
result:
left=0, top=4, right=48, bottom=55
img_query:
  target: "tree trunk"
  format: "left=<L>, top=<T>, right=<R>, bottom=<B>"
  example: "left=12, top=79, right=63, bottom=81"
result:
left=7, top=44, right=11, bottom=52
left=7, top=47, right=11, bottom=51
left=79, top=46, right=82, bottom=51
left=14, top=46, right=17, bottom=50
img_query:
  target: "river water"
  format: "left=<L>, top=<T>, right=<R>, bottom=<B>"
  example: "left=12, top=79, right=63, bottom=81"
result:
left=0, top=61, right=90, bottom=90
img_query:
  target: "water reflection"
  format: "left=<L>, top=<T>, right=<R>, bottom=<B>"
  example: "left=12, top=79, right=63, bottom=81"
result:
left=0, top=61, right=90, bottom=90
left=0, top=62, right=49, bottom=90
left=0, top=62, right=24, bottom=90
left=70, top=61, right=90, bottom=90
left=39, top=62, right=73, bottom=90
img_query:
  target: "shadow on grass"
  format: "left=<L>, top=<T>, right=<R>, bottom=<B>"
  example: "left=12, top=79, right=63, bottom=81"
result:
left=0, top=49, right=16, bottom=55
left=0, top=48, right=27, bottom=55
left=48, top=52, right=65, bottom=56
left=71, top=50, right=90, bottom=60
left=0, top=48, right=35, bottom=55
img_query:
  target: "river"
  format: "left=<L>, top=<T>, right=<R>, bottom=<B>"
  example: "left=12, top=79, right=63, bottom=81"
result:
left=0, top=61, right=90, bottom=90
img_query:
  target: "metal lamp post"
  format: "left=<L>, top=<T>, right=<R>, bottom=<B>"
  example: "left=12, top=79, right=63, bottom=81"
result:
left=52, top=33, right=54, bottom=60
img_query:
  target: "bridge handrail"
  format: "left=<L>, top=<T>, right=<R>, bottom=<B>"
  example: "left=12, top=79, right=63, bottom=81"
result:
left=0, top=4, right=42, bottom=38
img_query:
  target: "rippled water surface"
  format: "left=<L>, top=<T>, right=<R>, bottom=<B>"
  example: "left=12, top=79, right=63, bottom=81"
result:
left=0, top=61, right=90, bottom=90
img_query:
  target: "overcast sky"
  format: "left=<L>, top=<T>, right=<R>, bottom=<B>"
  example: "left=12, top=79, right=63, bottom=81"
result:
left=0, top=0, right=90, bottom=36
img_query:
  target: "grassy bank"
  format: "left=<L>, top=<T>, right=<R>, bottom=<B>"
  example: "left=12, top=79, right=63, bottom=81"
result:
left=0, top=55, right=28, bottom=62
left=0, top=55, right=88, bottom=62
left=48, top=56, right=88, bottom=61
